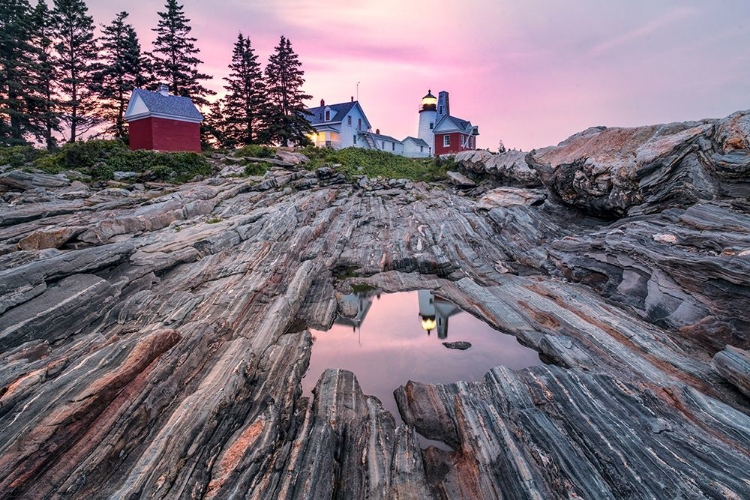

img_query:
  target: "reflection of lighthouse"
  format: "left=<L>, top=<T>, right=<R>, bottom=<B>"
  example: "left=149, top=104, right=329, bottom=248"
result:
left=418, top=290, right=462, bottom=339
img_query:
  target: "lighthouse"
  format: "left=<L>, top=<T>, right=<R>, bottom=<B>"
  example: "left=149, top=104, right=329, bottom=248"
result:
left=417, top=90, right=437, bottom=151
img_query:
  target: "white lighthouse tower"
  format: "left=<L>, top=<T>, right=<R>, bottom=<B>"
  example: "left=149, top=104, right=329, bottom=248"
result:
left=417, top=90, right=437, bottom=153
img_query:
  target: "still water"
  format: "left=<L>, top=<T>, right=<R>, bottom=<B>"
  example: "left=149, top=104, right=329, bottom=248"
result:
left=302, top=290, right=542, bottom=426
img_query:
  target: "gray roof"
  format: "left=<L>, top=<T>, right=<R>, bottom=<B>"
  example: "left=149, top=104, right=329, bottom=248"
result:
left=126, top=88, right=203, bottom=122
left=403, top=136, right=429, bottom=147
left=435, top=115, right=472, bottom=133
left=307, top=101, right=358, bottom=125
left=369, top=132, right=400, bottom=143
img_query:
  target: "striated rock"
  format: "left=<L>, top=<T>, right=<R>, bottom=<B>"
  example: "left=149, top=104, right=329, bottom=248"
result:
left=529, top=111, right=750, bottom=217
left=0, top=170, right=70, bottom=191
left=477, top=187, right=546, bottom=209
left=0, top=111, right=748, bottom=499
left=446, top=171, right=476, bottom=188
left=452, top=149, right=541, bottom=187
left=713, top=346, right=750, bottom=397
left=276, top=150, right=309, bottom=165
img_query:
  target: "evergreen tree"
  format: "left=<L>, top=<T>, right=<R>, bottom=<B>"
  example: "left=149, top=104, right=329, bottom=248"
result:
left=221, top=33, right=266, bottom=147
left=262, top=36, right=312, bottom=146
left=96, top=11, right=147, bottom=140
left=51, top=0, right=101, bottom=143
left=203, top=99, right=228, bottom=148
left=28, top=0, right=60, bottom=150
left=151, top=0, right=213, bottom=107
left=0, top=0, right=36, bottom=145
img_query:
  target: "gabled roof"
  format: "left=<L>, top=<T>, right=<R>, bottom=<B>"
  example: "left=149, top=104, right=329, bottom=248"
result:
left=369, top=132, right=400, bottom=143
left=306, top=100, right=372, bottom=130
left=125, top=88, right=204, bottom=123
left=403, top=136, right=429, bottom=147
left=434, top=115, right=472, bottom=134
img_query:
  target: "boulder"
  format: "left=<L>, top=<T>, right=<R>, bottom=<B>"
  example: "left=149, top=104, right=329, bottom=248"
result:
left=453, top=149, right=541, bottom=187
left=0, top=170, right=70, bottom=191
left=276, top=150, right=309, bottom=165
left=477, top=187, right=547, bottom=209
left=446, top=171, right=476, bottom=188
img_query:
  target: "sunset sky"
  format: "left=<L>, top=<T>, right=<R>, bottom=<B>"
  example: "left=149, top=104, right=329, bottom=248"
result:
left=86, top=0, right=750, bottom=151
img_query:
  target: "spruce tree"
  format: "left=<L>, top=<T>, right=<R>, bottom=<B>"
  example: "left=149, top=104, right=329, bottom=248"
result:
left=96, top=11, right=147, bottom=140
left=0, top=0, right=36, bottom=145
left=263, top=36, right=312, bottom=146
left=51, top=0, right=101, bottom=143
left=151, top=0, right=213, bottom=107
left=221, top=33, right=266, bottom=147
left=28, top=0, right=60, bottom=150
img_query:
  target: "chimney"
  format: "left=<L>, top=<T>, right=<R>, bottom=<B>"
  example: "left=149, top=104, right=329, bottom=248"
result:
left=158, top=84, right=169, bottom=96
left=351, top=96, right=354, bottom=102
left=376, top=128, right=380, bottom=134
left=320, top=98, right=325, bottom=107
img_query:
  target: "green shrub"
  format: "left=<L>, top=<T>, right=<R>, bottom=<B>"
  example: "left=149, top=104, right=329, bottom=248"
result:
left=0, top=145, right=47, bottom=168
left=235, top=144, right=276, bottom=158
left=244, top=161, right=268, bottom=176
left=298, top=146, right=447, bottom=182
left=30, top=139, right=212, bottom=183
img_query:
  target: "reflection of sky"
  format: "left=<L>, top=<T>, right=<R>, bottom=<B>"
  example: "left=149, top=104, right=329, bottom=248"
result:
left=303, top=290, right=542, bottom=424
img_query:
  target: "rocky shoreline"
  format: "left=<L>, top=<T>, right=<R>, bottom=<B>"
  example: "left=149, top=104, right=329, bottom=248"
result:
left=0, top=111, right=748, bottom=499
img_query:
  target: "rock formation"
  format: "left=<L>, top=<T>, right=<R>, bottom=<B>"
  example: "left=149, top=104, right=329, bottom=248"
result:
left=0, top=110, right=749, bottom=499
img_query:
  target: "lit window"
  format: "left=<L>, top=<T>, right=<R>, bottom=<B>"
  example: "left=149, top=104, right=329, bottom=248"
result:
left=325, top=110, right=330, bottom=121
left=443, top=135, right=450, bottom=147
left=347, top=116, right=351, bottom=126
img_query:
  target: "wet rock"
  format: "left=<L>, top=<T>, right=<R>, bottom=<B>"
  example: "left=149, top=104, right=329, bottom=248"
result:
left=442, top=341, right=471, bottom=350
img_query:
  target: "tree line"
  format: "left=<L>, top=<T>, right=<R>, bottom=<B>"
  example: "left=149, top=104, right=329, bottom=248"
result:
left=0, top=0, right=312, bottom=150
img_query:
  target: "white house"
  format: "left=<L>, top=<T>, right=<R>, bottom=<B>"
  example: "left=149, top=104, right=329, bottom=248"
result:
left=402, top=136, right=431, bottom=158
left=306, top=99, right=372, bottom=149
left=370, top=131, right=404, bottom=155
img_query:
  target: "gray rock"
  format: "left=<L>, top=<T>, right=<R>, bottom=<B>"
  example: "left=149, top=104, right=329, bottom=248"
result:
left=113, top=171, right=137, bottom=180
left=453, top=149, right=542, bottom=187
left=0, top=170, right=70, bottom=191
left=713, top=346, right=750, bottom=397
left=442, top=341, right=471, bottom=350
left=446, top=171, right=476, bottom=188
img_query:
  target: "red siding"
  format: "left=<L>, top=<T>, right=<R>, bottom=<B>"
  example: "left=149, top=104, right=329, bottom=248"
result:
left=127, top=117, right=201, bottom=152
left=434, top=132, right=476, bottom=155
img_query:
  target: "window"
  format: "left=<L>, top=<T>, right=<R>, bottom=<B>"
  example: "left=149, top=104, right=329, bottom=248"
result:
left=439, top=105, right=443, bottom=114
left=347, top=116, right=352, bottom=126
left=391, top=142, right=395, bottom=151
left=353, top=135, right=357, bottom=144
left=429, top=122, right=434, bottom=130
left=443, top=135, right=450, bottom=147
left=358, top=118, right=362, bottom=130
left=420, top=146, right=423, bottom=152
left=325, top=110, right=330, bottom=121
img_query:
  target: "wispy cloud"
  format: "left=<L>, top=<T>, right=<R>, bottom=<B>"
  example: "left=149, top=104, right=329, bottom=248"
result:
left=590, top=6, right=697, bottom=57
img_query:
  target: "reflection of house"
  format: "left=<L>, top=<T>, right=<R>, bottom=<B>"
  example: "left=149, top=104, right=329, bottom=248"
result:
left=417, top=290, right=463, bottom=339
left=334, top=292, right=376, bottom=330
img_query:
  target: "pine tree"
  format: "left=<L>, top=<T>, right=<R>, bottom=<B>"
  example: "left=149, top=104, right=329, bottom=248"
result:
left=203, top=99, right=228, bottom=148
left=151, top=0, right=213, bottom=107
left=262, top=36, right=312, bottom=146
left=96, top=11, right=147, bottom=140
left=0, top=0, right=36, bottom=145
left=28, top=0, right=60, bottom=150
left=221, top=33, right=266, bottom=147
left=51, top=0, right=101, bottom=143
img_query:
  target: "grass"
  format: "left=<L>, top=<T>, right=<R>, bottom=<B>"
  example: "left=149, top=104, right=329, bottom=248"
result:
left=1, top=140, right=212, bottom=183
left=298, top=146, right=453, bottom=182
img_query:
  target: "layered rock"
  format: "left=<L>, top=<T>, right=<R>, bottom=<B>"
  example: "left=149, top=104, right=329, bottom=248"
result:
left=528, top=110, right=750, bottom=217
left=0, top=110, right=748, bottom=499
left=452, top=149, right=542, bottom=187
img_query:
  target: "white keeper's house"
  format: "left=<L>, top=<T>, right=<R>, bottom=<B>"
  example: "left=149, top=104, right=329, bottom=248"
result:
left=305, top=90, right=478, bottom=158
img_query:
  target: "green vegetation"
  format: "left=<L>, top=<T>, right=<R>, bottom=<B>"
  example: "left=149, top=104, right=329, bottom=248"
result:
left=235, top=144, right=276, bottom=158
left=206, top=217, right=222, bottom=224
left=299, top=146, right=453, bottom=182
left=350, top=283, right=376, bottom=294
left=6, top=139, right=212, bottom=182
left=243, top=161, right=269, bottom=176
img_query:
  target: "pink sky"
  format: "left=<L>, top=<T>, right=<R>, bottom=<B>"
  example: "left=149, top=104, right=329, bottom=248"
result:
left=87, top=0, right=750, bottom=151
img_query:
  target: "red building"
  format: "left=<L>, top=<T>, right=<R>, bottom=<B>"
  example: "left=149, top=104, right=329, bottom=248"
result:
left=417, top=90, right=479, bottom=156
left=124, top=85, right=203, bottom=152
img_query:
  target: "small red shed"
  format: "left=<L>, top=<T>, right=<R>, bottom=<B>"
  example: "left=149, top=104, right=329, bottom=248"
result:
left=124, top=85, right=203, bottom=152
